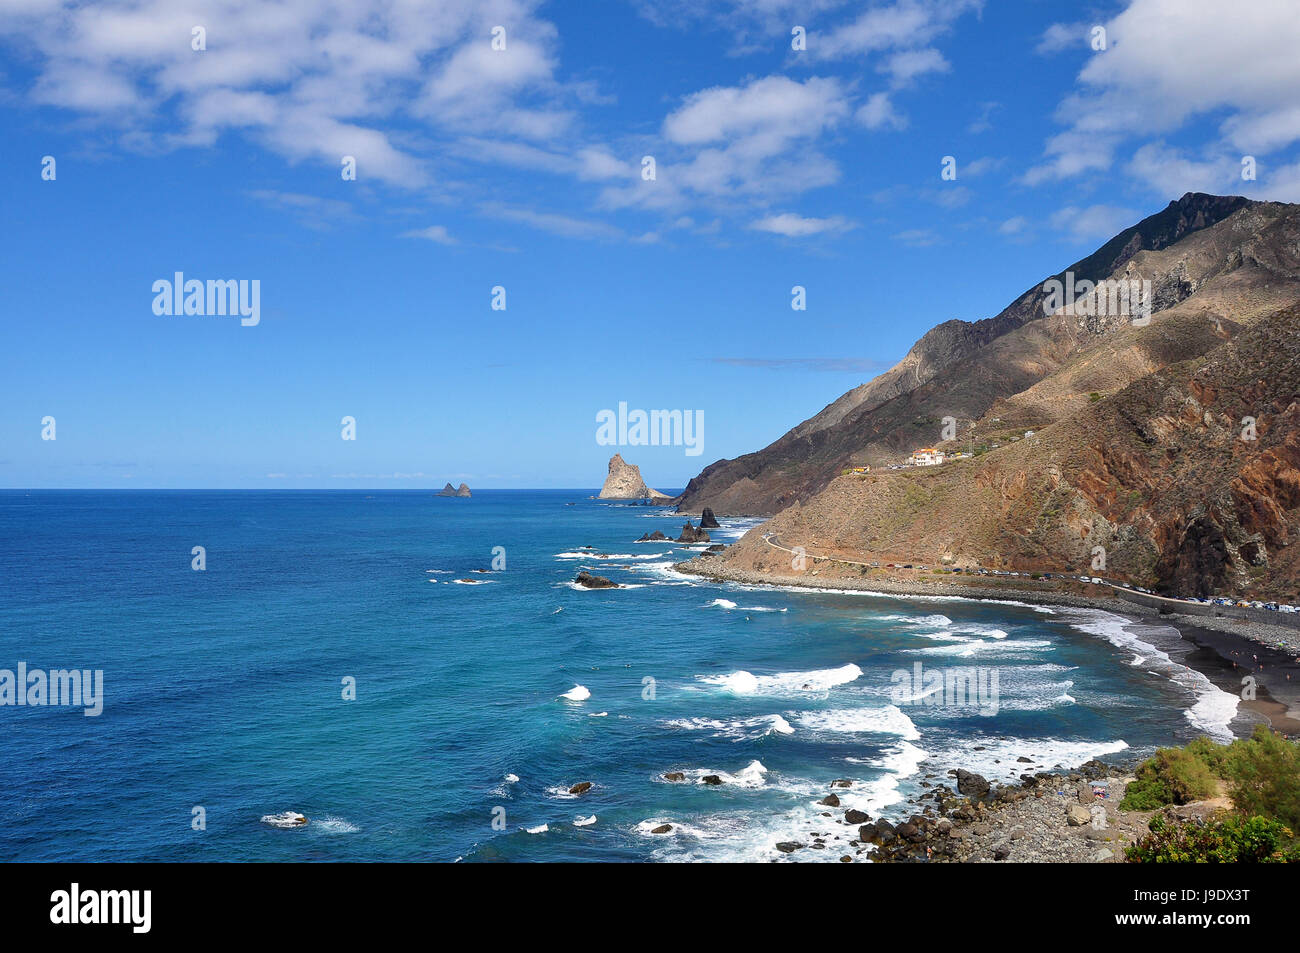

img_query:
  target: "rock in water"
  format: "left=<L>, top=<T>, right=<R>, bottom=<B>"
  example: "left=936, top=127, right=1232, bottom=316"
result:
left=455, top=483, right=471, bottom=497
left=637, top=530, right=670, bottom=542
left=676, top=522, right=711, bottom=543
left=569, top=781, right=593, bottom=795
left=574, top=571, right=619, bottom=589
left=699, top=507, right=721, bottom=528
left=436, top=483, right=457, bottom=497
left=650, top=824, right=673, bottom=834
left=597, top=454, right=672, bottom=501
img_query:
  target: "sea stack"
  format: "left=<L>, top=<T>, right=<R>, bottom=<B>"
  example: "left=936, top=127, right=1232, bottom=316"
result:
left=699, top=507, right=721, bottom=528
left=437, top=482, right=472, bottom=498
left=598, top=454, right=672, bottom=501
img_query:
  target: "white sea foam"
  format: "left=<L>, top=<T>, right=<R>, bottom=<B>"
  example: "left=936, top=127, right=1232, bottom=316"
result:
left=261, top=811, right=308, bottom=829
left=1066, top=610, right=1238, bottom=741
left=526, top=824, right=549, bottom=834
left=559, top=684, right=591, bottom=701
left=698, top=663, right=863, bottom=696
left=924, top=737, right=1130, bottom=785
left=313, top=816, right=359, bottom=834
left=705, top=598, right=788, bottom=612
left=793, top=705, right=921, bottom=740
left=662, top=713, right=795, bottom=740
left=574, top=815, right=596, bottom=827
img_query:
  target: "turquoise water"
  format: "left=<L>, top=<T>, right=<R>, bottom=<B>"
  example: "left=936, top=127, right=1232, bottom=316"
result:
left=0, top=490, right=1247, bottom=861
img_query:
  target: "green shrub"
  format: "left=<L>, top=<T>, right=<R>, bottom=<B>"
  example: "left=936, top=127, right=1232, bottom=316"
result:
left=1185, top=736, right=1233, bottom=778
left=1126, top=813, right=1300, bottom=863
left=1226, top=726, right=1300, bottom=833
left=1120, top=746, right=1217, bottom=810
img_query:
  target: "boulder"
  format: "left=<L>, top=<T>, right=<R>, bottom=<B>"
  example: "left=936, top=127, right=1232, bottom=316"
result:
left=650, top=824, right=673, bottom=834
left=955, top=769, right=990, bottom=798
left=662, top=772, right=686, bottom=782
left=574, top=571, right=619, bottom=589
left=843, top=809, right=870, bottom=824
left=568, top=782, right=593, bottom=796
left=819, top=793, right=841, bottom=807
left=774, top=842, right=803, bottom=853
left=699, top=507, right=721, bottom=528
left=701, top=774, right=723, bottom=786
left=1066, top=804, right=1092, bottom=826
left=637, top=530, right=670, bottom=542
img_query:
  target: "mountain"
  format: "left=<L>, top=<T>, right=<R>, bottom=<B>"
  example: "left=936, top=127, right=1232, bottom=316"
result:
left=678, top=193, right=1296, bottom=516
left=685, top=193, right=1300, bottom=600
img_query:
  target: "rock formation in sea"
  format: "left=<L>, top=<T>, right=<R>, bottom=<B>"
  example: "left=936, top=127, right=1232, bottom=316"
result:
left=574, top=571, right=619, bottom=589
left=597, top=454, right=673, bottom=501
left=698, top=507, right=721, bottom=528
left=436, top=482, right=472, bottom=497
left=676, top=522, right=710, bottom=543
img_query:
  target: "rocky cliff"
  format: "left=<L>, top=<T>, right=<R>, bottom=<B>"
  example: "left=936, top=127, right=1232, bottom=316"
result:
left=677, top=193, right=1284, bottom=516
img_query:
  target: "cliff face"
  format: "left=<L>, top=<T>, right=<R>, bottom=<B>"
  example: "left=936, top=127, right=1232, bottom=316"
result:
left=678, top=193, right=1282, bottom=516
left=711, top=303, right=1300, bottom=600
left=597, top=454, right=671, bottom=500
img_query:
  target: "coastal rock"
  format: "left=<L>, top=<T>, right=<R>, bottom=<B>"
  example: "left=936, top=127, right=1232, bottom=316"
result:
left=844, top=809, right=870, bottom=824
left=1066, top=804, right=1092, bottom=826
left=637, top=530, right=670, bottom=542
left=574, top=571, right=619, bottom=589
left=818, top=793, right=841, bottom=807
left=955, top=769, right=990, bottom=798
left=677, top=522, right=711, bottom=543
left=455, top=483, right=471, bottom=497
left=568, top=781, right=593, bottom=796
left=598, top=454, right=672, bottom=501
left=775, top=842, right=803, bottom=853
left=699, top=507, right=721, bottom=528
left=650, top=824, right=673, bottom=834
left=701, top=774, right=723, bottom=786
left=662, top=772, right=686, bottom=782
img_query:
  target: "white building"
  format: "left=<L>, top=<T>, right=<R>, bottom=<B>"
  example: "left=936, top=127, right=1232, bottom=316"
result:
left=909, top=448, right=946, bottom=466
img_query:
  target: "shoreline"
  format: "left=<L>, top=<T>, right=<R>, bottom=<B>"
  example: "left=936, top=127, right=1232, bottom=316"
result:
left=676, top=554, right=1300, bottom=738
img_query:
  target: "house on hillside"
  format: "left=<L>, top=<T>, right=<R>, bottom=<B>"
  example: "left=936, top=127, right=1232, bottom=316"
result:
left=909, top=448, right=945, bottom=466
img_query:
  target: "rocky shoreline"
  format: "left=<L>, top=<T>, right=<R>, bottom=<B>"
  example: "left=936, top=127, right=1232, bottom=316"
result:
left=676, top=553, right=1300, bottom=655
left=810, top=761, right=1161, bottom=863
left=670, top=550, right=1299, bottom=862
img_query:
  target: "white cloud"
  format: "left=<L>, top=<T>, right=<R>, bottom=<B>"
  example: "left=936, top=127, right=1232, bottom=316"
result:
left=403, top=225, right=459, bottom=244
left=0, top=0, right=581, bottom=187
left=857, top=91, right=906, bottom=130
left=750, top=212, right=854, bottom=237
left=812, top=0, right=982, bottom=60
left=1026, top=0, right=1300, bottom=194
left=1049, top=204, right=1137, bottom=243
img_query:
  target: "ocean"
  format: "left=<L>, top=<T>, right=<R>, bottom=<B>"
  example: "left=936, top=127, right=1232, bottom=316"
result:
left=0, top=490, right=1252, bottom=862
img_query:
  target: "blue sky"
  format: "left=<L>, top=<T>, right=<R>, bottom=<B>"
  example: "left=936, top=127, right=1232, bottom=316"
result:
left=3, top=0, right=1299, bottom=489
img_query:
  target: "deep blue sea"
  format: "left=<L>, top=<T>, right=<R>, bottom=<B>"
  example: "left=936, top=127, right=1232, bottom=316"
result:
left=0, top=490, right=1252, bottom=862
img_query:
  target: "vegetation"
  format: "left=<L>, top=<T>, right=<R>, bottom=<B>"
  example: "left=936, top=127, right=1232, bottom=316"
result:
left=1123, top=727, right=1300, bottom=863
left=1127, top=814, right=1300, bottom=863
